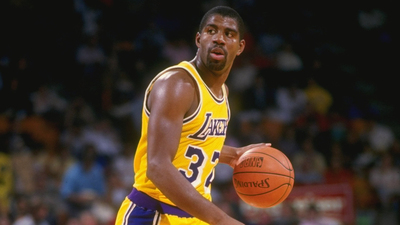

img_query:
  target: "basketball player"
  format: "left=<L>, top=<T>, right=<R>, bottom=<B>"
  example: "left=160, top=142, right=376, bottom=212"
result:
left=115, top=6, right=270, bottom=225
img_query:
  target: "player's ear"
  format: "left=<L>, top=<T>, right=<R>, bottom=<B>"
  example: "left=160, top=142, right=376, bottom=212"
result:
left=195, top=32, right=201, bottom=48
left=236, top=39, right=246, bottom=56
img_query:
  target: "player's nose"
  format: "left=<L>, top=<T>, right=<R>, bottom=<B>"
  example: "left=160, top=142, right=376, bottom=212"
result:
left=213, top=31, right=225, bottom=45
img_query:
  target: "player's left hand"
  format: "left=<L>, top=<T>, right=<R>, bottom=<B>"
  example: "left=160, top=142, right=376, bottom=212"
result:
left=229, top=143, right=271, bottom=168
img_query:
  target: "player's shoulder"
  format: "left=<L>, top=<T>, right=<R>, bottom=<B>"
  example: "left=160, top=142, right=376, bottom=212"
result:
left=154, top=67, right=196, bottom=89
left=147, top=67, right=198, bottom=109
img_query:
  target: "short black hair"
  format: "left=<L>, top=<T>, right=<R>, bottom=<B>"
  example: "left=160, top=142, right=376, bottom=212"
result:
left=199, top=6, right=245, bottom=40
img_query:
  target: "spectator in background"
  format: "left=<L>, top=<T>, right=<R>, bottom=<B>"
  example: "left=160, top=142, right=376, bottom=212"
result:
left=133, top=21, right=167, bottom=68
left=269, top=202, right=299, bottom=225
left=64, top=217, right=80, bottom=225
left=294, top=100, right=332, bottom=157
left=28, top=199, right=51, bottom=225
left=108, top=143, right=135, bottom=211
left=60, top=144, right=106, bottom=218
left=73, top=0, right=103, bottom=36
left=29, top=84, right=68, bottom=117
left=75, top=34, right=107, bottom=109
left=269, top=82, right=307, bottom=124
left=329, top=111, right=348, bottom=144
left=64, top=97, right=96, bottom=129
left=227, top=58, right=259, bottom=112
left=292, top=137, right=326, bottom=185
left=10, top=195, right=29, bottom=224
left=276, top=124, right=300, bottom=160
left=35, top=144, right=76, bottom=189
left=368, top=152, right=400, bottom=225
left=299, top=204, right=340, bottom=225
left=10, top=137, right=37, bottom=198
left=64, top=210, right=101, bottom=225
left=358, top=7, right=387, bottom=31
left=352, top=143, right=378, bottom=175
left=257, top=30, right=284, bottom=58
left=303, top=77, right=333, bottom=116
left=241, top=75, right=275, bottom=112
left=77, top=210, right=100, bottom=225
left=324, top=154, right=354, bottom=186
left=228, top=58, right=259, bottom=95
left=369, top=152, right=400, bottom=209
left=105, top=169, right=128, bottom=213
left=60, top=119, right=88, bottom=158
left=11, top=196, right=51, bottom=225
left=76, top=35, right=106, bottom=69
left=275, top=43, right=303, bottom=72
left=30, top=144, right=76, bottom=224
left=108, top=71, right=138, bottom=143
left=364, top=117, right=395, bottom=154
left=81, top=117, right=122, bottom=166
left=341, top=128, right=365, bottom=167
left=326, top=142, right=351, bottom=169
left=0, top=215, right=11, bottom=225
left=234, top=113, right=267, bottom=146
left=111, top=143, right=135, bottom=191
left=352, top=167, right=380, bottom=225
left=162, top=37, right=194, bottom=65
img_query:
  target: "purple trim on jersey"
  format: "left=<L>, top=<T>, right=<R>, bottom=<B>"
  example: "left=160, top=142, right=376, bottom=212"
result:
left=183, top=102, right=201, bottom=124
left=127, top=188, right=193, bottom=218
left=208, top=88, right=224, bottom=104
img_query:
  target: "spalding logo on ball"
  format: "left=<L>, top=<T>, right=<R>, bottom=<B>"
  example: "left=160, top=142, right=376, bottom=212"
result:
left=232, top=146, right=294, bottom=208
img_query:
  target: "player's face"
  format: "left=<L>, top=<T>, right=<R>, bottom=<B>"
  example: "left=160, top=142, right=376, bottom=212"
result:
left=196, top=14, right=245, bottom=72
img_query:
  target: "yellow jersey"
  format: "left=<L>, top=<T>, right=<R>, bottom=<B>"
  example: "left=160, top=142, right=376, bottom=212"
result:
left=133, top=61, right=230, bottom=206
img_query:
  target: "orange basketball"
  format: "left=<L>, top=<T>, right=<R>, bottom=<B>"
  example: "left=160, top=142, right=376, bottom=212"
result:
left=232, top=146, right=295, bottom=208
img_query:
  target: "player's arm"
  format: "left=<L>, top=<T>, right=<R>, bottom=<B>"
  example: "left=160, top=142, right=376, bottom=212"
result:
left=146, top=70, right=242, bottom=225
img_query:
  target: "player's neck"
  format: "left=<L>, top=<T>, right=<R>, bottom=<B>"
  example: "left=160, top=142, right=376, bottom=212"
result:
left=190, top=58, right=229, bottom=96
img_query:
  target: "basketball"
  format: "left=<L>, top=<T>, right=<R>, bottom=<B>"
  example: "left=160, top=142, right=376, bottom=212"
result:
left=232, top=145, right=295, bottom=208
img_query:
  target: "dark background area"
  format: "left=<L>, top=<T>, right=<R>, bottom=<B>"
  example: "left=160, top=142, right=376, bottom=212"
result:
left=1, top=0, right=398, bottom=131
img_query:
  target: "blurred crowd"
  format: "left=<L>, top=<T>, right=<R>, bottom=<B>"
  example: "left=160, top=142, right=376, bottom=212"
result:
left=0, top=0, right=398, bottom=225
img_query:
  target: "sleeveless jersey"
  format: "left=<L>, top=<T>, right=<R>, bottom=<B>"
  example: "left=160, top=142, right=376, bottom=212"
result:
left=133, top=61, right=230, bottom=206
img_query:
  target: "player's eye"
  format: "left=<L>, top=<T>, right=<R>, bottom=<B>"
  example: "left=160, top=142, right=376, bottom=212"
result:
left=226, top=30, right=237, bottom=38
left=207, top=28, right=216, bottom=34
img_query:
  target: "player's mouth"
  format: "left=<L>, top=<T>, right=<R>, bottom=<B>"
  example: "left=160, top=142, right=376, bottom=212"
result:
left=210, top=47, right=226, bottom=61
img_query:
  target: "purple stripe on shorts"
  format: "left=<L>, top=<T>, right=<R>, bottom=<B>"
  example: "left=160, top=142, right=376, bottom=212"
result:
left=127, top=188, right=193, bottom=218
